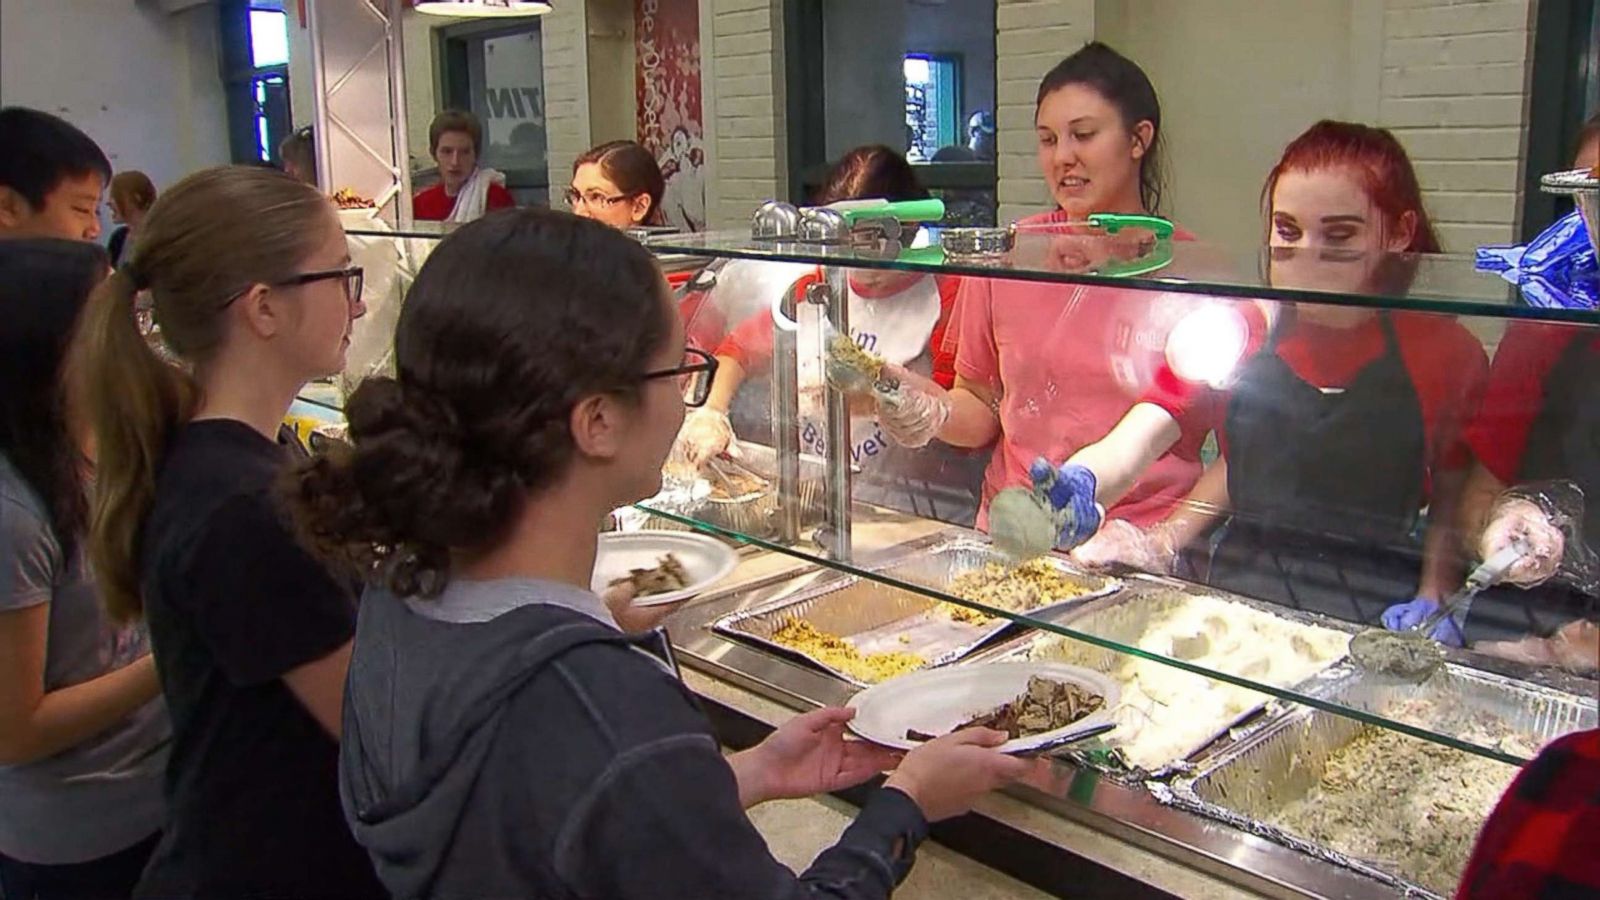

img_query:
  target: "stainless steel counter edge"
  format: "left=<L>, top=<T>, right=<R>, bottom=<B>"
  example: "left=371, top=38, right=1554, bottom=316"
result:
left=662, top=546, right=1409, bottom=900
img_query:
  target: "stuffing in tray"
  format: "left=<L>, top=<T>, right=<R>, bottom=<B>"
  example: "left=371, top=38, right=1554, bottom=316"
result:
left=1268, top=723, right=1519, bottom=896
left=770, top=618, right=925, bottom=684
left=942, top=560, right=1094, bottom=625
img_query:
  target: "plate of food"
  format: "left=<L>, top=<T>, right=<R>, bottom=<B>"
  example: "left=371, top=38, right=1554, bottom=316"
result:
left=591, top=531, right=738, bottom=607
left=845, top=661, right=1119, bottom=753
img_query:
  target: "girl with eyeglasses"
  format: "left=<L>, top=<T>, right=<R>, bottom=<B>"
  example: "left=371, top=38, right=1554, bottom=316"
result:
left=566, top=140, right=666, bottom=230
left=73, top=166, right=384, bottom=899
left=285, top=209, right=1043, bottom=898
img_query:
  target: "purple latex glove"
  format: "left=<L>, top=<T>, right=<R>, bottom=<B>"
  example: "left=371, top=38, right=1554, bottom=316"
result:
left=1028, top=459, right=1103, bottom=550
left=1380, top=597, right=1466, bottom=647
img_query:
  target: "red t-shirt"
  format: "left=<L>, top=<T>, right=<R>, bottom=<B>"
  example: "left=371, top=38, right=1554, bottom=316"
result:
left=954, top=210, right=1215, bottom=530
left=1466, top=320, right=1600, bottom=483
left=412, top=181, right=515, bottom=222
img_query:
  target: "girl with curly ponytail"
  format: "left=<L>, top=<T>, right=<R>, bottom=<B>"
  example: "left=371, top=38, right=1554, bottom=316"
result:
left=291, top=208, right=1041, bottom=899
left=72, top=165, right=384, bottom=899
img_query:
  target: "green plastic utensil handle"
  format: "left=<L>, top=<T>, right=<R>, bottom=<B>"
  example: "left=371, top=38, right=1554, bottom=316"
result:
left=896, top=247, right=946, bottom=265
left=841, top=198, right=947, bottom=225
left=1087, top=213, right=1175, bottom=238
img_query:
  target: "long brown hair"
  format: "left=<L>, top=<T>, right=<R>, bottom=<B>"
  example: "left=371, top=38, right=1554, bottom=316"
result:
left=76, top=165, right=332, bottom=620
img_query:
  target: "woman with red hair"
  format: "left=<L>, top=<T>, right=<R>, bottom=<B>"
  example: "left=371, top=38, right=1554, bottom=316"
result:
left=1060, top=120, right=1488, bottom=629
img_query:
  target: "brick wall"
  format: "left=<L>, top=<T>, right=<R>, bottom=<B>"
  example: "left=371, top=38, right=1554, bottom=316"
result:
left=542, top=2, right=593, bottom=207
left=705, top=0, right=785, bottom=229
left=995, top=0, right=1095, bottom=224
left=1379, top=0, right=1534, bottom=248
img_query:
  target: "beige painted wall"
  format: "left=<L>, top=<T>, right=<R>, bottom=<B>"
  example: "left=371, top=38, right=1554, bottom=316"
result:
left=288, top=1, right=1533, bottom=241
left=1096, top=0, right=1377, bottom=247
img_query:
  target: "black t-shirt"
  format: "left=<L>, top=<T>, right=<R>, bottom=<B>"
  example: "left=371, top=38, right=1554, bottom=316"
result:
left=134, top=419, right=384, bottom=899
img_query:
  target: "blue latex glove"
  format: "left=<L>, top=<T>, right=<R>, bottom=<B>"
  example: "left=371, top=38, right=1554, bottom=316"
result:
left=1028, top=459, right=1103, bottom=550
left=1379, top=598, right=1466, bottom=647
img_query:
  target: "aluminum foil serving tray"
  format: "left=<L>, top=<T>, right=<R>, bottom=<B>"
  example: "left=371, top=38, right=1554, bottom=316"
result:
left=1156, top=663, right=1597, bottom=899
left=711, top=536, right=1121, bottom=687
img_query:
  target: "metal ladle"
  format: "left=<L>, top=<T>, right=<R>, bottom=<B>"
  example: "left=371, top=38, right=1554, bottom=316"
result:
left=1349, top=541, right=1526, bottom=682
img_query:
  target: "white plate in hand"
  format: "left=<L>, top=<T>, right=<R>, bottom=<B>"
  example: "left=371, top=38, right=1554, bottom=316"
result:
left=591, top=531, right=738, bottom=607
left=845, top=661, right=1120, bottom=753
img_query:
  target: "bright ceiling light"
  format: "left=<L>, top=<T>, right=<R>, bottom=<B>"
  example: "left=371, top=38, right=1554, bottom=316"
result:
left=413, top=1, right=553, bottom=17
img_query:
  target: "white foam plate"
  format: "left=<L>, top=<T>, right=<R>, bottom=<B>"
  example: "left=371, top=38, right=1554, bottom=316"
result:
left=846, top=661, right=1120, bottom=753
left=591, top=531, right=738, bottom=607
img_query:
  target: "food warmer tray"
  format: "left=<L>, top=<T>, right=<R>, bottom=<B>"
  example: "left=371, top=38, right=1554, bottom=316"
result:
left=711, top=537, right=1121, bottom=686
left=1154, top=663, right=1597, bottom=899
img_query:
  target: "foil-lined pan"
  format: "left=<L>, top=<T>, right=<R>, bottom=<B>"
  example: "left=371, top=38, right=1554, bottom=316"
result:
left=973, top=584, right=1357, bottom=779
left=711, top=537, right=1121, bottom=686
left=640, top=442, right=826, bottom=538
left=1158, top=664, right=1597, bottom=899
left=1291, top=659, right=1598, bottom=758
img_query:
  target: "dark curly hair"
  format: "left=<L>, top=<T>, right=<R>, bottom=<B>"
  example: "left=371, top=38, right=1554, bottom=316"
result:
left=286, top=209, right=673, bottom=597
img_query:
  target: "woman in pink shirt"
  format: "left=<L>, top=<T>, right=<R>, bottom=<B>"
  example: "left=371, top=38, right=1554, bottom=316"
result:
left=879, top=43, right=1215, bottom=538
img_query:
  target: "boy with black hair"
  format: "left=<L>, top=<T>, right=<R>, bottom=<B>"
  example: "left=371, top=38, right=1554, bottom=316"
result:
left=0, top=107, right=112, bottom=242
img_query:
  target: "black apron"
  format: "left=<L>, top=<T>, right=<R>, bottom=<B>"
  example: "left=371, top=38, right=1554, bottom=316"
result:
left=1209, top=312, right=1428, bottom=626
left=1466, top=332, right=1600, bottom=641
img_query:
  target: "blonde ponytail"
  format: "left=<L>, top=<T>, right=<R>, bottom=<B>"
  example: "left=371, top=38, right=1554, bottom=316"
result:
left=73, top=165, right=332, bottom=620
left=78, top=269, right=196, bottom=620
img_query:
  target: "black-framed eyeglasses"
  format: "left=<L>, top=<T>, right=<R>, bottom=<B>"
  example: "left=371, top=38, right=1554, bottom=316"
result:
left=222, top=266, right=364, bottom=308
left=642, top=347, right=718, bottom=407
left=563, top=188, right=636, bottom=209
left=277, top=266, right=364, bottom=302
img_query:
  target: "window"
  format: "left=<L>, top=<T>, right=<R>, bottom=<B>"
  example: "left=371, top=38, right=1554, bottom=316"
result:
left=783, top=0, right=997, bottom=225
left=220, top=1, right=293, bottom=166
left=904, top=54, right=959, bottom=162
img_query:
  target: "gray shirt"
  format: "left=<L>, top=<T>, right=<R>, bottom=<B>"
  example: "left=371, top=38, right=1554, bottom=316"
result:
left=0, top=457, right=170, bottom=864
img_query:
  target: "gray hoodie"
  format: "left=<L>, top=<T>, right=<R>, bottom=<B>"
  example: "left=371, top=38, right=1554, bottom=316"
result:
left=341, top=579, right=930, bottom=900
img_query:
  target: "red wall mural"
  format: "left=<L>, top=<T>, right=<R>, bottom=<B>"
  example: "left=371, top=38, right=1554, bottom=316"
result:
left=635, top=0, right=706, bottom=231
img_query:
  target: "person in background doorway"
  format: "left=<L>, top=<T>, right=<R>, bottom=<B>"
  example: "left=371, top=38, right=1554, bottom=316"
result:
left=413, top=110, right=515, bottom=223
left=106, top=171, right=156, bottom=268
left=280, top=126, right=317, bottom=186
left=0, top=107, right=109, bottom=242
left=74, top=166, right=384, bottom=899
left=566, top=140, right=666, bottom=230
left=0, top=240, right=169, bottom=900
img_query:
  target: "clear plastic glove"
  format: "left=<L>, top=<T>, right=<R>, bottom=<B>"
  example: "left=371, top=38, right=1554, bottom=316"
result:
left=875, top=364, right=952, bottom=449
left=1481, top=497, right=1567, bottom=587
left=1379, top=597, right=1467, bottom=647
left=1030, top=459, right=1103, bottom=550
left=1477, top=619, right=1599, bottom=674
left=1070, top=519, right=1180, bottom=574
left=675, top=407, right=738, bottom=470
